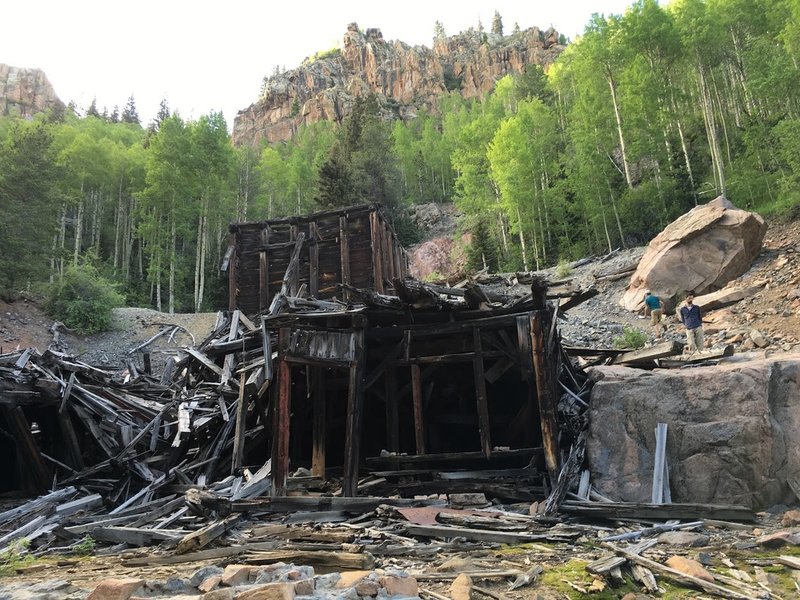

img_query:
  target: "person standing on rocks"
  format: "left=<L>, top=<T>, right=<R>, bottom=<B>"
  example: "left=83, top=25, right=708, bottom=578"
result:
left=680, top=291, right=704, bottom=353
left=644, top=290, right=665, bottom=337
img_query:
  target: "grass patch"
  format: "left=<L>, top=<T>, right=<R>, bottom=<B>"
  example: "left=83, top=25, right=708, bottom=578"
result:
left=613, top=325, right=648, bottom=350
left=0, top=538, right=35, bottom=576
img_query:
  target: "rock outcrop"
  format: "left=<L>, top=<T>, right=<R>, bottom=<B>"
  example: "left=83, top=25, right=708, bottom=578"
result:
left=0, top=64, right=62, bottom=118
left=586, top=355, right=800, bottom=508
left=233, top=24, right=563, bottom=146
left=621, top=196, right=767, bottom=311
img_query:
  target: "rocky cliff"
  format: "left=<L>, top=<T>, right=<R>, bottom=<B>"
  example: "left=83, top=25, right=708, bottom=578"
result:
left=233, top=23, right=564, bottom=146
left=0, top=64, right=62, bottom=118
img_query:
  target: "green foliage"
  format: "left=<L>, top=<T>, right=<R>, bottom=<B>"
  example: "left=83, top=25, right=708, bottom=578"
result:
left=0, top=538, right=34, bottom=576
left=306, top=47, right=341, bottom=63
left=555, top=259, right=572, bottom=279
left=613, top=325, right=648, bottom=350
left=73, top=535, right=95, bottom=556
left=466, top=217, right=499, bottom=272
left=46, top=263, right=124, bottom=333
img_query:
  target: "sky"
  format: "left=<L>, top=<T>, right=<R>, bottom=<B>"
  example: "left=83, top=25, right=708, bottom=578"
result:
left=1, top=0, right=637, bottom=128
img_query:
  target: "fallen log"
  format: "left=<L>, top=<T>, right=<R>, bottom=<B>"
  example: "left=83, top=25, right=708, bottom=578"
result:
left=613, top=340, right=683, bottom=365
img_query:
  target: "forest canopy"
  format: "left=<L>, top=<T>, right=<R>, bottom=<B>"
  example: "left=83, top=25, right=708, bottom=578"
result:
left=1, top=0, right=798, bottom=312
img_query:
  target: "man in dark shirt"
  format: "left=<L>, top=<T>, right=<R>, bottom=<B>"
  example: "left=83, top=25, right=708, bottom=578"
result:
left=679, top=291, right=704, bottom=353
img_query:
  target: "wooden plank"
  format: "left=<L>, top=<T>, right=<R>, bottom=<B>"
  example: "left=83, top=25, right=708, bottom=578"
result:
left=244, top=549, right=374, bottom=570
left=228, top=231, right=239, bottom=311
left=614, top=340, right=683, bottom=365
left=342, top=329, right=366, bottom=497
left=58, top=409, right=85, bottom=470
left=176, top=514, right=241, bottom=554
left=273, top=339, right=292, bottom=497
left=366, top=447, right=541, bottom=466
left=59, top=371, right=76, bottom=413
left=309, top=221, right=319, bottom=298
left=370, top=210, right=385, bottom=294
left=651, top=423, right=668, bottom=504
left=90, top=526, right=183, bottom=546
left=529, top=312, right=559, bottom=478
left=231, top=372, right=248, bottom=473
left=339, top=215, right=350, bottom=300
left=411, top=363, right=426, bottom=455
left=185, top=347, right=224, bottom=377
left=311, top=367, right=326, bottom=478
left=258, top=226, right=270, bottom=313
left=403, top=524, right=573, bottom=544
left=561, top=501, right=756, bottom=522
left=473, top=329, right=492, bottom=458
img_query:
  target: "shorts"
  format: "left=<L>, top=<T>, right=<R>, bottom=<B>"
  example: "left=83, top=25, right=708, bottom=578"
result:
left=650, top=309, right=662, bottom=326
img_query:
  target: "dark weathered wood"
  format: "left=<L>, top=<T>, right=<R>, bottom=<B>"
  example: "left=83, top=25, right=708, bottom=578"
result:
left=385, top=366, right=400, bottom=452
left=370, top=210, right=385, bottom=294
left=342, top=328, right=366, bottom=497
left=58, top=409, right=85, bottom=470
left=273, top=329, right=292, bottom=496
left=309, top=221, right=319, bottom=297
left=5, top=406, right=50, bottom=493
left=90, top=526, right=183, bottom=546
left=562, top=501, right=756, bottom=522
left=339, top=215, right=350, bottom=301
left=312, top=367, right=326, bottom=478
left=231, top=372, right=247, bottom=473
left=558, top=288, right=600, bottom=313
left=259, top=226, right=269, bottom=313
left=244, top=549, right=374, bottom=570
left=544, top=431, right=586, bottom=515
left=473, top=329, right=492, bottom=458
left=229, top=232, right=239, bottom=310
left=366, top=447, right=541, bottom=466
left=403, top=524, right=576, bottom=544
left=411, top=363, right=426, bottom=455
left=530, top=312, right=559, bottom=478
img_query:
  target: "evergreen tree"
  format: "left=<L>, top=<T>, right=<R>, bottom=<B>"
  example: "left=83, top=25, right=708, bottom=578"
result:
left=316, top=148, right=354, bottom=208
left=86, top=98, right=100, bottom=118
left=109, top=106, right=120, bottom=123
left=513, top=22, right=521, bottom=34
left=122, top=95, right=140, bottom=124
left=434, top=20, right=446, bottom=40
left=466, top=217, right=499, bottom=272
left=491, top=11, right=504, bottom=36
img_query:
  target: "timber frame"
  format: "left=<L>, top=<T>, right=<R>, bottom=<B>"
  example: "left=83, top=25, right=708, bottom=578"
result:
left=227, top=204, right=408, bottom=315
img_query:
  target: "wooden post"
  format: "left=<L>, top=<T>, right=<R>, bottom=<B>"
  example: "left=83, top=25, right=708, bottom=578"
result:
left=342, top=328, right=366, bottom=496
left=370, top=211, right=385, bottom=294
left=385, top=366, right=400, bottom=452
left=311, top=367, right=326, bottom=478
left=530, top=311, right=560, bottom=479
left=309, top=221, right=319, bottom=298
left=411, top=363, right=426, bottom=455
left=57, top=411, right=85, bottom=470
left=228, top=230, right=238, bottom=311
left=272, top=328, right=292, bottom=496
left=339, top=215, right=350, bottom=300
left=472, top=328, right=492, bottom=458
left=231, top=372, right=248, bottom=473
left=258, top=226, right=270, bottom=313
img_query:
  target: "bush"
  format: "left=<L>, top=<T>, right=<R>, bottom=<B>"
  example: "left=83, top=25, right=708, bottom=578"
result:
left=46, top=264, right=124, bottom=334
left=555, top=259, right=572, bottom=279
left=613, top=325, right=647, bottom=350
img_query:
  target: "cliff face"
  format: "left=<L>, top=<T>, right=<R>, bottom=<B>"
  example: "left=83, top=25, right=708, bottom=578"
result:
left=233, top=24, right=564, bottom=146
left=0, top=64, right=62, bottom=118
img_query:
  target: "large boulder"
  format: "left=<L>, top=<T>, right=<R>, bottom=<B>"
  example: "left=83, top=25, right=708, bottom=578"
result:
left=621, top=196, right=766, bottom=311
left=586, top=355, right=800, bottom=508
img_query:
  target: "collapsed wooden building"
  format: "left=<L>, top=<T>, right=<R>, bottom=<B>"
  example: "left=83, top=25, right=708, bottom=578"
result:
left=224, top=204, right=586, bottom=498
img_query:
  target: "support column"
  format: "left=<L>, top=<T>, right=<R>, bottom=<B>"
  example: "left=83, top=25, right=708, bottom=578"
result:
left=530, top=310, right=560, bottom=479
left=473, top=328, right=492, bottom=458
left=342, top=328, right=366, bottom=496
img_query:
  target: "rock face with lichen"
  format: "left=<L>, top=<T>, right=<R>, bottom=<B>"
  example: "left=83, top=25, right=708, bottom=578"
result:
left=233, top=23, right=563, bottom=146
left=0, top=64, right=62, bottom=118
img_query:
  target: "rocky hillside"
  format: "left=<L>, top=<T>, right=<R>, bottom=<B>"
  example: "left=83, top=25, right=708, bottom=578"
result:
left=0, top=63, right=62, bottom=118
left=233, top=23, right=563, bottom=146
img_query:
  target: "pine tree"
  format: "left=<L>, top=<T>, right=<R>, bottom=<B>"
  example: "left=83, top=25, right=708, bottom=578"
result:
left=434, top=20, right=446, bottom=40
left=86, top=98, right=100, bottom=118
left=491, top=11, right=504, bottom=36
left=122, top=95, right=140, bottom=124
left=513, top=22, right=521, bottom=34
left=467, top=217, right=499, bottom=272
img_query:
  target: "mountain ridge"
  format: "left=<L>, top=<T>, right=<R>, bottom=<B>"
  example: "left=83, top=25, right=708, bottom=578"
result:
left=232, top=22, right=564, bottom=146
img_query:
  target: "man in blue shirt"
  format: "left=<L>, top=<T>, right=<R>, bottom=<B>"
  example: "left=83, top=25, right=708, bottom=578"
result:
left=679, top=291, right=704, bottom=353
left=644, top=290, right=664, bottom=336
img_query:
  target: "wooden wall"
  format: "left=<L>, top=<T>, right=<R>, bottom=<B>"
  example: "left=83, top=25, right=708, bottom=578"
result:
left=229, top=205, right=407, bottom=315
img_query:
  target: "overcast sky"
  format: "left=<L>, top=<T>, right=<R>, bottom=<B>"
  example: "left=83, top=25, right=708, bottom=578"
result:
left=1, top=0, right=636, bottom=128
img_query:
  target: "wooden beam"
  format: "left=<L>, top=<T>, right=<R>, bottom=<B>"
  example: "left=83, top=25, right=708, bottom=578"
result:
left=311, top=367, right=326, bottom=478
left=473, top=329, right=492, bottom=458
left=231, top=372, right=248, bottom=473
left=530, top=311, right=560, bottom=479
left=342, top=329, right=366, bottom=496
left=309, top=221, right=319, bottom=298
left=4, top=406, right=50, bottom=493
left=370, top=210, right=385, bottom=294
left=411, top=363, right=426, bottom=455
left=228, top=232, right=238, bottom=311
left=339, top=215, right=351, bottom=300
left=614, top=340, right=683, bottom=365
left=273, top=329, right=292, bottom=497
left=259, top=226, right=270, bottom=313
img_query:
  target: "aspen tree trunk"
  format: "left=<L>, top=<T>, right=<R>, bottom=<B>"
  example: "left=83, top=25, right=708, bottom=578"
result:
left=194, top=210, right=203, bottom=311
left=196, top=198, right=209, bottom=313
left=58, top=203, right=67, bottom=278
left=74, top=181, right=85, bottom=266
left=515, top=206, right=530, bottom=272
left=710, top=71, right=733, bottom=165
left=491, top=182, right=509, bottom=256
left=697, top=63, right=726, bottom=195
left=169, top=215, right=176, bottom=315
left=114, top=177, right=124, bottom=272
left=607, top=74, right=634, bottom=189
